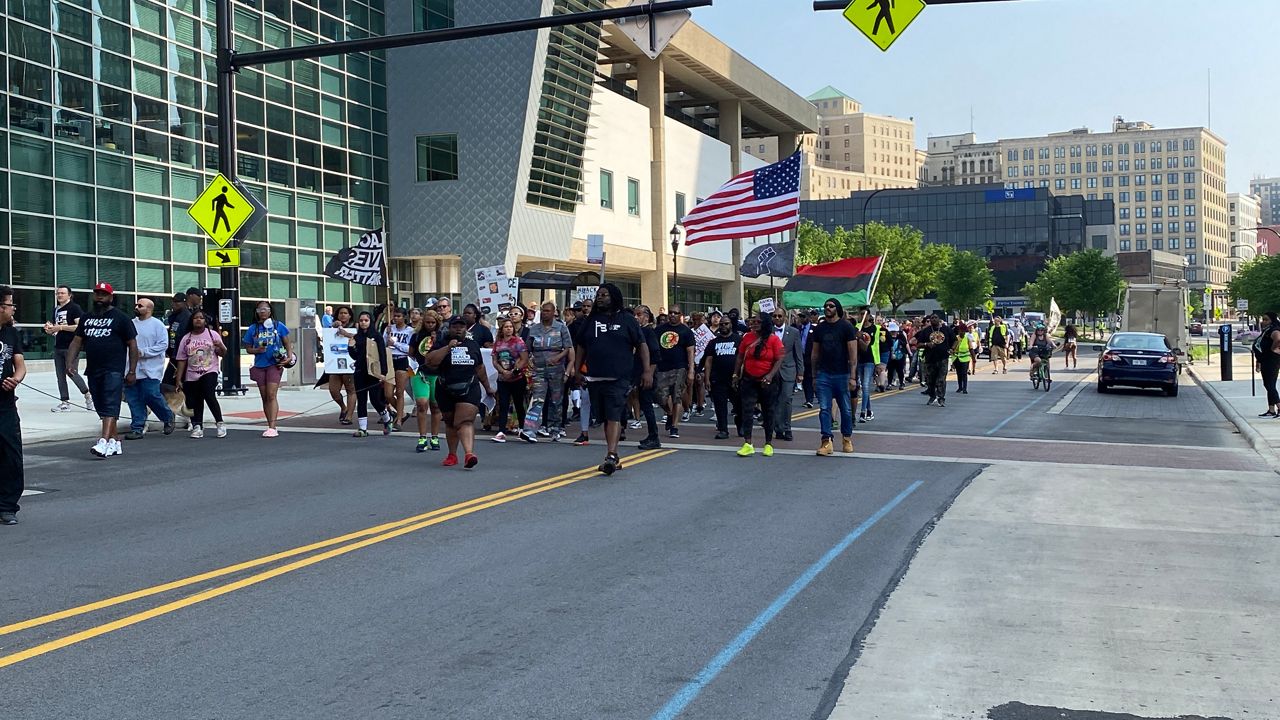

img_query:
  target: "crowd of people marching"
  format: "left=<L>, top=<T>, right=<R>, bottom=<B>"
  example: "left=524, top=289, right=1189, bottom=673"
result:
left=0, top=278, right=1060, bottom=526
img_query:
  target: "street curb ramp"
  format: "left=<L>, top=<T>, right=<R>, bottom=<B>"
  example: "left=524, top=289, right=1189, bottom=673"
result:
left=1188, top=366, right=1280, bottom=476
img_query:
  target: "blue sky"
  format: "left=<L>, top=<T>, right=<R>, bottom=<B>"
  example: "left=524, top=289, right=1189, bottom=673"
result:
left=692, top=0, right=1278, bottom=193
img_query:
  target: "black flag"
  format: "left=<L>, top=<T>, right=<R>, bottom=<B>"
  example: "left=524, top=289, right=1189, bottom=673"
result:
left=739, top=240, right=795, bottom=279
left=324, top=228, right=385, bottom=286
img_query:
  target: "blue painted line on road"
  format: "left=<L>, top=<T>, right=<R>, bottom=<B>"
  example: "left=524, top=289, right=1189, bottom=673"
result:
left=648, top=480, right=925, bottom=720
left=986, top=392, right=1051, bottom=435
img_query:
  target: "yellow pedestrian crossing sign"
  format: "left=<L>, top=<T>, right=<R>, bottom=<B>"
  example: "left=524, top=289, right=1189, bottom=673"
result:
left=843, top=0, right=925, bottom=52
left=207, top=247, right=241, bottom=268
left=188, top=173, right=256, bottom=248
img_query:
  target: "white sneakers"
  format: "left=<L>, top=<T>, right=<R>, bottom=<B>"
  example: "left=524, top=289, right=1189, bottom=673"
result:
left=90, top=438, right=122, bottom=457
left=51, top=402, right=72, bottom=413
left=491, top=432, right=507, bottom=443
left=190, top=425, right=204, bottom=439
left=84, top=393, right=94, bottom=412
left=216, top=422, right=227, bottom=438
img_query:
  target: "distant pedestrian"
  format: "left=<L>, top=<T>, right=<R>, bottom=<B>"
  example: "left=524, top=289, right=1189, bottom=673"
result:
left=408, top=309, right=444, bottom=452
left=123, top=298, right=176, bottom=440
left=987, top=316, right=1009, bottom=374
left=243, top=301, right=293, bottom=438
left=524, top=301, right=574, bottom=443
left=916, top=314, right=953, bottom=407
left=704, top=313, right=741, bottom=440
left=952, top=319, right=973, bottom=394
left=632, top=305, right=663, bottom=450
left=654, top=305, right=695, bottom=439
left=0, top=285, right=28, bottom=525
left=1254, top=311, right=1280, bottom=418
left=65, top=282, right=139, bottom=458
left=490, top=318, right=532, bottom=444
left=348, top=310, right=392, bottom=438
left=162, top=291, right=192, bottom=429
left=175, top=310, right=227, bottom=439
left=1063, top=322, right=1079, bottom=369
left=321, top=305, right=334, bottom=329
left=884, top=322, right=908, bottom=389
left=44, top=285, right=92, bottom=413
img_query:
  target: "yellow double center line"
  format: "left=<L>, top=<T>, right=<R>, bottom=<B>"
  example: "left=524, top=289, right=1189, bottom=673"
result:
left=792, top=384, right=916, bottom=422
left=0, top=449, right=675, bottom=669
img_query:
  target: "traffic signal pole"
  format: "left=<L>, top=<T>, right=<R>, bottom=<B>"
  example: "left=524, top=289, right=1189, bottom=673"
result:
left=215, top=0, right=243, bottom=395
left=212, top=0, right=711, bottom=394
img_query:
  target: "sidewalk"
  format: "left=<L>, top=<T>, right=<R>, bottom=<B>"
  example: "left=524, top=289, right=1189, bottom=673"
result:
left=14, top=365, right=345, bottom=445
left=1188, top=349, right=1280, bottom=472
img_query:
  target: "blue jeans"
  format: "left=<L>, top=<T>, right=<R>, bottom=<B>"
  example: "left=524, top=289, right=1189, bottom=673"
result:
left=124, top=378, right=174, bottom=432
left=815, top=371, right=854, bottom=439
left=857, top=363, right=876, bottom=414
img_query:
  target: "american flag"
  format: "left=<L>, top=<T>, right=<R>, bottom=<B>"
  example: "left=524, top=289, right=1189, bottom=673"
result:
left=683, top=151, right=802, bottom=246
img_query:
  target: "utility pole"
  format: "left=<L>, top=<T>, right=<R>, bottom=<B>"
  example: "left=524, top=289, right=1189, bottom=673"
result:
left=211, top=0, right=712, bottom=391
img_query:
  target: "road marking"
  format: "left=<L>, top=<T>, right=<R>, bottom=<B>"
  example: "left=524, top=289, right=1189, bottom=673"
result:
left=649, top=481, right=924, bottom=720
left=985, top=389, right=1056, bottom=435
left=19, top=489, right=44, bottom=497
left=1047, top=371, right=1097, bottom=415
left=650, top=442, right=1275, bottom=476
left=0, top=449, right=668, bottom=639
left=798, top=428, right=1250, bottom=453
left=792, top=384, right=914, bottom=422
left=0, top=449, right=677, bottom=669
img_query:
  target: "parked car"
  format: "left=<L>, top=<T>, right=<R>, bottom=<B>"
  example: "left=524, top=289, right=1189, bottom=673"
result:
left=1094, top=332, right=1181, bottom=397
left=1189, top=322, right=1204, bottom=336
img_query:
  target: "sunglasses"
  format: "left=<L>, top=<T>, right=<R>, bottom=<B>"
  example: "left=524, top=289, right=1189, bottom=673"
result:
left=134, top=303, right=144, bottom=308
left=824, top=304, right=836, bottom=309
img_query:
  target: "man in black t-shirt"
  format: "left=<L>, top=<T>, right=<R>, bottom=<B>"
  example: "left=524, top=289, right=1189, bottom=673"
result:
left=653, top=306, right=695, bottom=439
left=66, top=282, right=140, bottom=459
left=44, top=285, right=92, bottom=412
left=574, top=284, right=650, bottom=476
left=0, top=285, right=27, bottom=525
left=702, top=317, right=741, bottom=439
left=914, top=314, right=954, bottom=407
left=810, top=298, right=858, bottom=456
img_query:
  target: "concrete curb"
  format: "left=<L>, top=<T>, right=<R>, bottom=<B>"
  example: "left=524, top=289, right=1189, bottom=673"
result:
left=1188, top=366, right=1280, bottom=476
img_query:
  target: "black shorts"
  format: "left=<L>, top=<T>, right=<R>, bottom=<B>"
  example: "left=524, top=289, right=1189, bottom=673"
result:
left=87, top=371, right=124, bottom=419
left=437, top=381, right=482, bottom=415
left=588, top=378, right=632, bottom=424
left=392, top=356, right=410, bottom=372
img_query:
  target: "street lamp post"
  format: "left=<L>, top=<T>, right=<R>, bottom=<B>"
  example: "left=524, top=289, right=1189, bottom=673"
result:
left=670, top=224, right=682, bottom=306
left=861, top=187, right=890, bottom=256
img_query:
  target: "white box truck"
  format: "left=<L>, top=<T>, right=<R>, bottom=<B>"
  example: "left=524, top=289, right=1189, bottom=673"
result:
left=1120, top=282, right=1190, bottom=364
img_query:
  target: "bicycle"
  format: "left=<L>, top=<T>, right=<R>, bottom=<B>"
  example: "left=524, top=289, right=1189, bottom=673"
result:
left=1030, top=355, right=1052, bottom=391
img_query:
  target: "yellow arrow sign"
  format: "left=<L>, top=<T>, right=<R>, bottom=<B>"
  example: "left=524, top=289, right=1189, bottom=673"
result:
left=188, top=174, right=255, bottom=248
left=843, top=0, right=925, bottom=52
left=207, top=247, right=241, bottom=268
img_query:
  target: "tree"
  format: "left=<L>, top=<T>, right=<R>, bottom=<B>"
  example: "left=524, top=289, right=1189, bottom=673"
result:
left=935, top=250, right=995, bottom=316
left=795, top=220, right=846, bottom=266
left=1021, top=250, right=1124, bottom=319
left=1230, top=254, right=1280, bottom=314
left=863, top=222, right=951, bottom=315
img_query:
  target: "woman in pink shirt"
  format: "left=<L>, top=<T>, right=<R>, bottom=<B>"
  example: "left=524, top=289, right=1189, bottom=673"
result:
left=175, top=310, right=227, bottom=439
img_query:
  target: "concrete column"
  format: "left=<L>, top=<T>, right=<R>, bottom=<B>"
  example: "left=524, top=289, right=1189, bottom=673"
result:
left=637, top=57, right=669, bottom=311
left=718, top=99, right=744, bottom=313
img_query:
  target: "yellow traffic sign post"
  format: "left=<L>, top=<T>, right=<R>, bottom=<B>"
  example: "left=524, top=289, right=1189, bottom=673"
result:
left=188, top=173, right=258, bottom=248
left=842, top=0, right=926, bottom=51
left=207, top=247, right=241, bottom=268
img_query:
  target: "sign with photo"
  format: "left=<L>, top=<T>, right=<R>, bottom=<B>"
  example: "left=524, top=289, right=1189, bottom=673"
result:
left=322, top=328, right=355, bottom=375
left=474, top=265, right=519, bottom=315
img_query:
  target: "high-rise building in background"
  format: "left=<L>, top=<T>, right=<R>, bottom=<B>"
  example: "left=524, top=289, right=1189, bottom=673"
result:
left=1227, top=193, right=1260, bottom=274
left=744, top=86, right=916, bottom=200
left=0, top=0, right=390, bottom=358
left=1248, top=176, right=1280, bottom=227
left=923, top=118, right=1230, bottom=291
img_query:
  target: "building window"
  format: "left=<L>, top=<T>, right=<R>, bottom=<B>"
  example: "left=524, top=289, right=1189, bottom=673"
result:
left=759, top=144, right=766, bottom=154
left=1168, top=189, right=1179, bottom=201
left=1071, top=178, right=1081, bottom=190
left=627, top=178, right=640, bottom=217
left=1086, top=161, right=1097, bottom=173
left=1119, top=160, right=1130, bottom=172
left=415, top=133, right=459, bottom=182
left=1134, top=141, right=1145, bottom=153
left=1119, top=176, right=1129, bottom=187
left=1136, top=239, right=1147, bottom=250
left=1186, top=269, right=1197, bottom=282
left=1185, top=205, right=1196, bottom=216
left=1185, top=253, right=1196, bottom=265
left=600, top=170, right=614, bottom=209
left=1136, top=223, right=1146, bottom=235
left=1184, top=172, right=1196, bottom=184
left=1054, top=147, right=1065, bottom=158
left=1153, top=222, right=1162, bottom=234
left=1169, top=221, right=1180, bottom=232
left=1102, top=161, right=1113, bottom=172
left=1152, top=238, right=1163, bottom=250
left=1169, top=238, right=1179, bottom=249
left=1087, top=177, right=1097, bottom=189
left=675, top=191, right=686, bottom=221
left=1119, top=208, right=1130, bottom=220
left=1120, top=224, right=1130, bottom=236
left=1185, top=188, right=1196, bottom=200
left=1103, top=176, right=1114, bottom=188
left=1151, top=206, right=1162, bottom=218
left=1102, top=143, right=1113, bottom=156
left=1055, top=179, right=1066, bottom=190
left=1186, top=223, right=1197, bottom=234
left=1136, top=207, right=1146, bottom=218
left=1120, top=240, right=1131, bottom=251
left=414, top=0, right=454, bottom=30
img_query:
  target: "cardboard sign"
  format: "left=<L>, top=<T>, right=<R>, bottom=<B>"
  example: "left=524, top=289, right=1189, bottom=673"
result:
left=576, top=286, right=599, bottom=304
left=759, top=297, right=777, bottom=313
left=693, top=324, right=715, bottom=364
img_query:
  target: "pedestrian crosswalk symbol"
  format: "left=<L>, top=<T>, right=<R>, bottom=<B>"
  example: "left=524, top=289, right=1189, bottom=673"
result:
left=188, top=174, right=254, bottom=248
left=842, top=0, right=925, bottom=52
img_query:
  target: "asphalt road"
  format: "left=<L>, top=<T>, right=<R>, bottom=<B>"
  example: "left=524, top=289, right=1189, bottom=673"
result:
left=1, top=352, right=1259, bottom=719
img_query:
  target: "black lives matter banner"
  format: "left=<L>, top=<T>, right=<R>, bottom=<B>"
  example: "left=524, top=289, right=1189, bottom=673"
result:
left=324, top=228, right=386, bottom=286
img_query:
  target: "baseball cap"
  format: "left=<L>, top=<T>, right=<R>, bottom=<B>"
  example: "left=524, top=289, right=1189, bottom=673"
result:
left=572, top=302, right=584, bottom=311
left=185, top=286, right=203, bottom=297
left=172, top=292, right=186, bottom=302
left=886, top=322, right=900, bottom=331
left=93, top=282, right=114, bottom=295
left=448, top=316, right=467, bottom=326
left=423, top=298, right=437, bottom=308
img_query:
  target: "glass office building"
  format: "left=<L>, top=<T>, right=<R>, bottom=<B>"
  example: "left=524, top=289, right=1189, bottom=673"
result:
left=1, top=0, right=390, bottom=357
left=799, top=184, right=1116, bottom=295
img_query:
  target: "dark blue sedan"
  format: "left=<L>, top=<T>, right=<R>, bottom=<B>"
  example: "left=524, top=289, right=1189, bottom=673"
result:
left=1094, top=332, right=1181, bottom=397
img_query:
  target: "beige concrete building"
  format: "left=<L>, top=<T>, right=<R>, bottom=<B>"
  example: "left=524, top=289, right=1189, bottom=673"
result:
left=744, top=86, right=917, bottom=201
left=1228, top=192, right=1260, bottom=274
left=923, top=118, right=1230, bottom=291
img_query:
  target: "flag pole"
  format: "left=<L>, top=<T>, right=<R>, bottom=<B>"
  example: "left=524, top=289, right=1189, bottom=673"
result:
left=859, top=251, right=888, bottom=327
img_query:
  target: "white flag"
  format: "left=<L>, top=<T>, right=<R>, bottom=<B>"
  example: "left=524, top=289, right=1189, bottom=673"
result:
left=1048, top=297, right=1063, bottom=335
